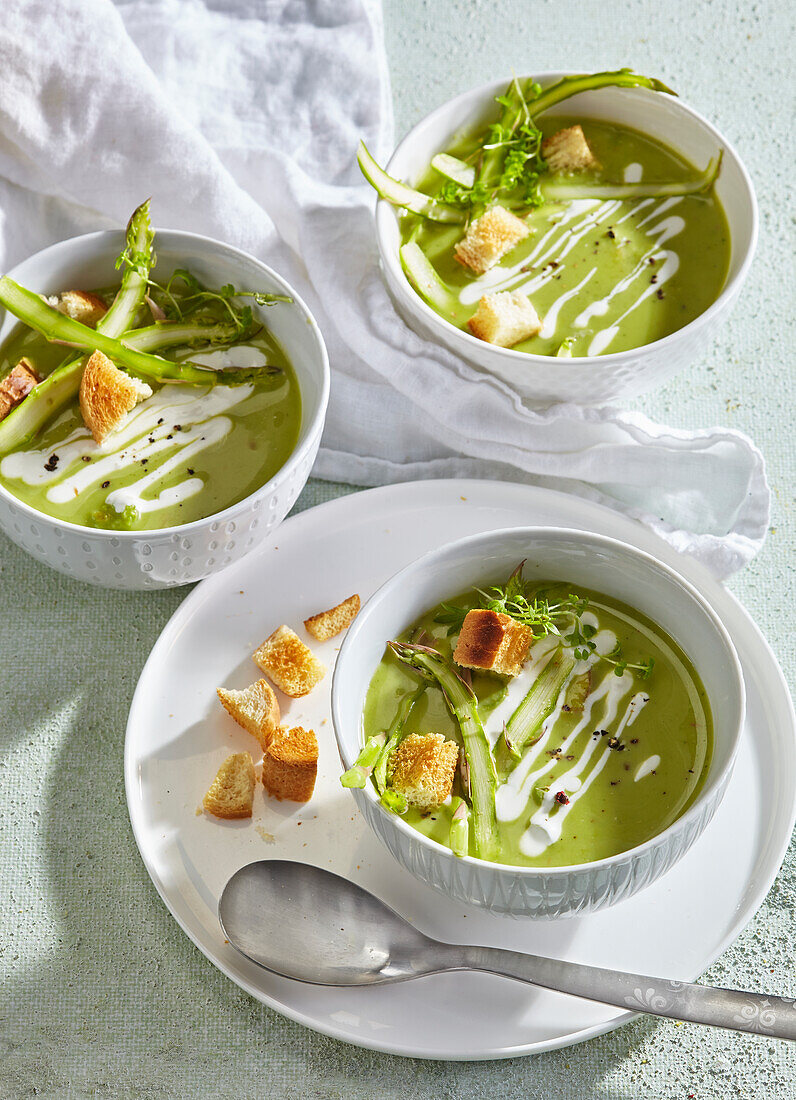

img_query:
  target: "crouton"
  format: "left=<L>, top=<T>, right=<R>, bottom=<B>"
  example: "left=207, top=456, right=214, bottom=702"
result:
left=0, top=359, right=40, bottom=421
left=468, top=290, right=542, bottom=348
left=46, top=290, right=108, bottom=328
left=261, top=726, right=318, bottom=802
left=389, top=732, right=459, bottom=810
left=453, top=205, right=530, bottom=275
left=453, top=608, right=532, bottom=676
left=253, top=625, right=326, bottom=698
left=79, top=350, right=152, bottom=444
left=217, top=679, right=280, bottom=751
left=203, top=752, right=255, bottom=819
left=541, top=125, right=597, bottom=173
left=564, top=669, right=591, bottom=712
left=304, top=594, right=361, bottom=642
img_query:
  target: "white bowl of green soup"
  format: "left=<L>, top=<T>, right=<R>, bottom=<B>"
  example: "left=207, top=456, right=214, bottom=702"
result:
left=0, top=210, right=329, bottom=588
left=332, top=527, right=744, bottom=919
left=366, top=70, right=756, bottom=405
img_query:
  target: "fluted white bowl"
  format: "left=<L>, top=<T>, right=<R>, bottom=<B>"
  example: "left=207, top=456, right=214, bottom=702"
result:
left=374, top=73, right=757, bottom=405
left=332, top=527, right=745, bottom=919
left=0, top=229, right=329, bottom=589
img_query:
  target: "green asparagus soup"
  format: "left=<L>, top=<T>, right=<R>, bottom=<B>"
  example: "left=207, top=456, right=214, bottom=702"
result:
left=361, top=71, right=730, bottom=357
left=0, top=282, right=301, bottom=532
left=357, top=580, right=712, bottom=868
left=405, top=118, right=730, bottom=357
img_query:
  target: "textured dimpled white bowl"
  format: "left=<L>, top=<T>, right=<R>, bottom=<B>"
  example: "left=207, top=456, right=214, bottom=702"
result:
left=332, top=527, right=745, bottom=919
left=374, top=73, right=757, bottom=405
left=0, top=230, right=329, bottom=589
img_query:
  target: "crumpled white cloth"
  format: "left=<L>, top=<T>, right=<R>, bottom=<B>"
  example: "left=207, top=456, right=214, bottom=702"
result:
left=0, top=0, right=769, bottom=578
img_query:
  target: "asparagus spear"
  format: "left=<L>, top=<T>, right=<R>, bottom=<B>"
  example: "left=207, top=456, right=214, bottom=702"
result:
left=389, top=642, right=499, bottom=861
left=340, top=733, right=387, bottom=789
left=449, top=796, right=470, bottom=858
left=527, top=69, right=676, bottom=119
left=499, top=648, right=576, bottom=771
left=123, top=319, right=257, bottom=354
left=0, top=277, right=270, bottom=386
left=399, top=243, right=459, bottom=313
left=357, top=142, right=465, bottom=223
left=476, top=76, right=534, bottom=192
left=0, top=200, right=156, bottom=454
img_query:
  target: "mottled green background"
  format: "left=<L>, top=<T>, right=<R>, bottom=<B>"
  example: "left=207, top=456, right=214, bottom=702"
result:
left=1, top=0, right=794, bottom=1096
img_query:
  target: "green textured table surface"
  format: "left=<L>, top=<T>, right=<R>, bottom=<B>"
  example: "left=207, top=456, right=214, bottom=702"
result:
left=1, top=1, right=794, bottom=1096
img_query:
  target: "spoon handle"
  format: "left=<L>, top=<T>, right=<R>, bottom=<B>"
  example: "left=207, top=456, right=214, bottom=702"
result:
left=458, top=945, right=796, bottom=1039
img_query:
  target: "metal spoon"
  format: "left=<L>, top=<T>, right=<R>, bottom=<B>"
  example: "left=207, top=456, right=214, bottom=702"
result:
left=219, top=860, right=796, bottom=1040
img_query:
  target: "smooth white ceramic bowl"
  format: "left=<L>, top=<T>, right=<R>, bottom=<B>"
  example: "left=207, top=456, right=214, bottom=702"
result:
left=332, top=526, right=745, bottom=919
left=0, top=229, right=329, bottom=589
left=375, top=73, right=757, bottom=405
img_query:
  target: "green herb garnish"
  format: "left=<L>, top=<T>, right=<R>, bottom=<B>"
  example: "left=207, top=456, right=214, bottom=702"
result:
left=435, top=564, right=654, bottom=681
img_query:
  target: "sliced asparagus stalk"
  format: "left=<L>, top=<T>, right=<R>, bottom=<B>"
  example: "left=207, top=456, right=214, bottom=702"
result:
left=389, top=642, right=499, bottom=861
left=0, top=277, right=265, bottom=386
left=541, top=153, right=722, bottom=201
left=449, top=796, right=470, bottom=858
left=400, top=243, right=459, bottom=313
left=502, top=647, right=576, bottom=764
left=357, top=142, right=465, bottom=223
left=528, top=69, right=676, bottom=120
left=340, top=733, right=387, bottom=789
left=373, top=685, right=426, bottom=796
left=431, top=153, right=475, bottom=188
left=477, top=76, right=532, bottom=192
left=123, top=320, right=250, bottom=353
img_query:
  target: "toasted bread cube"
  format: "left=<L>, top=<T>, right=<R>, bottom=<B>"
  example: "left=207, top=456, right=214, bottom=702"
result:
left=453, top=608, right=532, bottom=676
left=0, top=359, right=40, bottom=421
left=564, top=669, right=591, bottom=712
left=453, top=205, right=530, bottom=275
left=262, top=726, right=318, bottom=802
left=203, top=752, right=255, bottom=819
left=304, top=594, right=361, bottom=642
left=468, top=290, right=542, bottom=348
left=541, top=125, right=597, bottom=173
left=253, top=626, right=326, bottom=698
left=217, top=679, right=280, bottom=751
left=46, top=290, right=108, bottom=328
left=389, top=733, right=459, bottom=810
left=79, top=350, right=152, bottom=444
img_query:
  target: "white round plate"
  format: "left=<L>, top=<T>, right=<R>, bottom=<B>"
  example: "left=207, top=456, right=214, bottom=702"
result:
left=125, top=480, right=796, bottom=1060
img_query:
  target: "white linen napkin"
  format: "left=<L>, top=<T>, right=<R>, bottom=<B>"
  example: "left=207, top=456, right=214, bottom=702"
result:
left=0, top=0, right=769, bottom=578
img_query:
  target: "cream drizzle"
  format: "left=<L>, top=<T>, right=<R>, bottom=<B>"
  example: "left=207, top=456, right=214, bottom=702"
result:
left=455, top=165, right=690, bottom=350
left=635, top=754, right=661, bottom=782
left=0, top=384, right=253, bottom=516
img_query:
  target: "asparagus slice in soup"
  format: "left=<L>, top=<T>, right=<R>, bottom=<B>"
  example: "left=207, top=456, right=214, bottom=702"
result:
left=372, top=685, right=427, bottom=799
left=389, top=642, right=499, bottom=862
left=497, top=647, right=576, bottom=775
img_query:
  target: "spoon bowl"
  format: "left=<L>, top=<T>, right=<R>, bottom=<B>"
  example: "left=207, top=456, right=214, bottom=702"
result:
left=219, top=859, right=446, bottom=986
